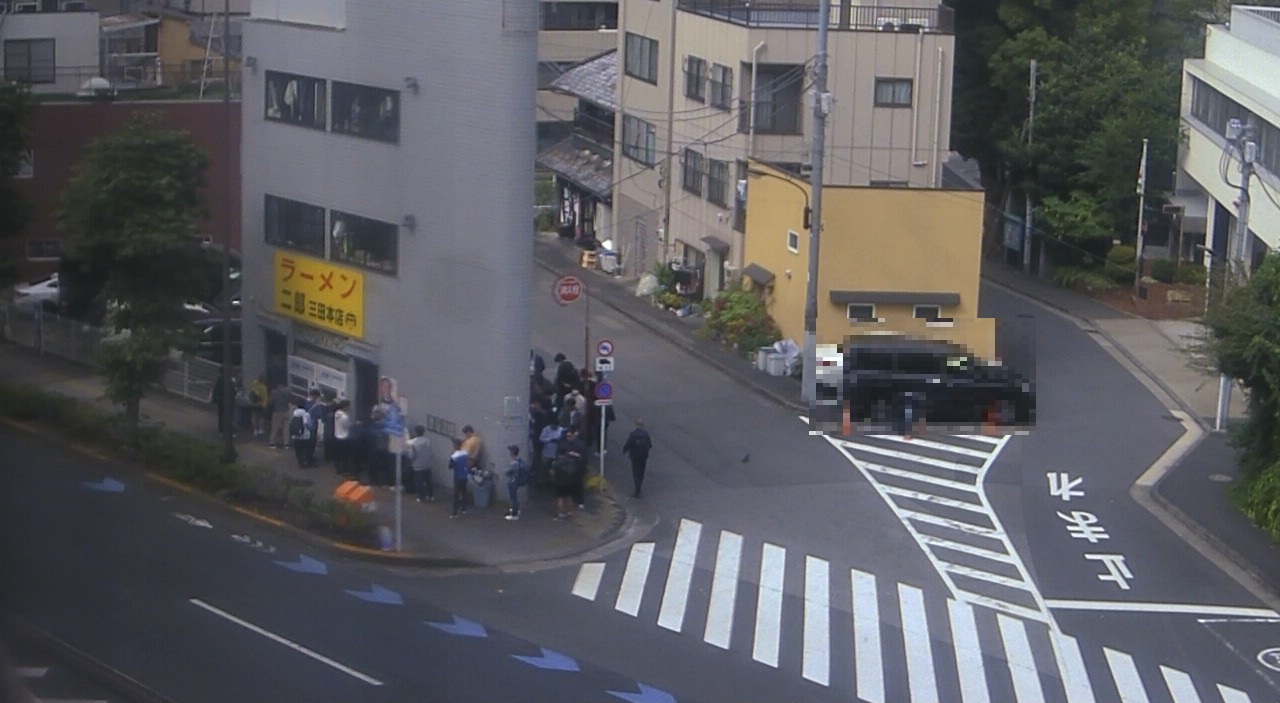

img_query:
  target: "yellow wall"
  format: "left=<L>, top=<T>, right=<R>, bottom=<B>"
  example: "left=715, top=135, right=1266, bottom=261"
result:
left=741, top=162, right=995, bottom=360
left=157, top=15, right=240, bottom=80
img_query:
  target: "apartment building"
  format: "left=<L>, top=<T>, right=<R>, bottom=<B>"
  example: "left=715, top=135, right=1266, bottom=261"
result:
left=1176, top=4, right=1280, bottom=272
left=611, top=0, right=955, bottom=298
left=536, top=0, right=617, bottom=151
left=0, top=2, right=100, bottom=94
left=240, top=0, right=535, bottom=461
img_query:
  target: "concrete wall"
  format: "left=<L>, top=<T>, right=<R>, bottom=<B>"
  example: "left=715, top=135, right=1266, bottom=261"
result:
left=0, top=10, right=101, bottom=94
left=241, top=0, right=536, bottom=464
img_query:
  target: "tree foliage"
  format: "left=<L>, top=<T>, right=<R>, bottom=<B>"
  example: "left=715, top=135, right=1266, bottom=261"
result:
left=58, top=112, right=214, bottom=426
left=0, top=84, right=36, bottom=285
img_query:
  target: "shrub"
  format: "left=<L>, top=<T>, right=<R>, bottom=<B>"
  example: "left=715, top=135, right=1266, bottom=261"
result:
left=533, top=209, right=556, bottom=232
left=702, top=288, right=780, bottom=355
left=1052, top=266, right=1117, bottom=292
left=1176, top=262, right=1208, bottom=285
left=1151, top=258, right=1177, bottom=284
left=1233, top=458, right=1280, bottom=542
left=1105, top=245, right=1137, bottom=283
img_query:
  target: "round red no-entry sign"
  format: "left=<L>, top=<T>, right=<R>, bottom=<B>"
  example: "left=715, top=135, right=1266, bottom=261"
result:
left=554, top=275, right=584, bottom=306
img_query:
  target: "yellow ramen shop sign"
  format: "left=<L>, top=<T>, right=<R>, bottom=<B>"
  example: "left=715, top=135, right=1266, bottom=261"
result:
left=273, top=251, right=365, bottom=339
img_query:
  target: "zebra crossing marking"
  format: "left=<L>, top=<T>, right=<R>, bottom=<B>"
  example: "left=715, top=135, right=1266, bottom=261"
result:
left=841, top=440, right=986, bottom=474
left=803, top=556, right=831, bottom=685
left=752, top=542, right=786, bottom=667
left=1104, top=647, right=1152, bottom=703
left=852, top=568, right=885, bottom=703
left=880, top=434, right=998, bottom=459
left=947, top=599, right=991, bottom=703
left=657, top=519, right=701, bottom=633
left=572, top=562, right=605, bottom=601
left=999, top=612, right=1047, bottom=703
left=1050, top=630, right=1099, bottom=703
left=615, top=542, right=654, bottom=617
left=899, top=583, right=941, bottom=703
left=1160, top=665, right=1204, bottom=703
left=17, top=667, right=49, bottom=678
left=861, top=459, right=979, bottom=491
left=1218, top=684, right=1252, bottom=703
left=703, top=530, right=742, bottom=649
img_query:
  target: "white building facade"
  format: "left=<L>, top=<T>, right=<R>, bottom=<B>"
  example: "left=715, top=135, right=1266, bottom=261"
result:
left=240, top=0, right=536, bottom=467
left=0, top=5, right=101, bottom=95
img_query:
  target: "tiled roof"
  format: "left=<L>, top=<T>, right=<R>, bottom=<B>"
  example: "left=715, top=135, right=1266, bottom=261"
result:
left=536, top=136, right=613, bottom=200
left=549, top=50, right=617, bottom=112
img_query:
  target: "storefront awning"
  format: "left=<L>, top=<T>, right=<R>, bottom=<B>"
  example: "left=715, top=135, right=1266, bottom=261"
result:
left=743, top=262, right=775, bottom=286
left=829, top=290, right=960, bottom=306
left=701, top=235, right=731, bottom=254
left=536, top=137, right=613, bottom=200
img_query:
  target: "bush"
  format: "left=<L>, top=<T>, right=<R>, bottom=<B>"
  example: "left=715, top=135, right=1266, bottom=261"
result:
left=1052, top=266, right=1117, bottom=292
left=1105, top=245, right=1137, bottom=283
left=702, top=288, right=780, bottom=355
left=1176, top=262, right=1207, bottom=285
left=533, top=208, right=556, bottom=232
left=1151, top=258, right=1177, bottom=284
left=1233, top=458, right=1280, bottom=542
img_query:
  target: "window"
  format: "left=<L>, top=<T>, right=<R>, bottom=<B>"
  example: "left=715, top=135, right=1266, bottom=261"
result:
left=331, top=211, right=398, bottom=275
left=265, top=71, right=327, bottom=129
left=684, top=56, right=707, bottom=102
left=847, top=304, right=876, bottom=322
left=332, top=81, right=400, bottom=143
left=733, top=160, right=747, bottom=232
left=786, top=229, right=800, bottom=252
left=913, top=304, right=941, bottom=321
left=682, top=148, right=704, bottom=195
left=624, top=33, right=659, bottom=84
left=622, top=114, right=656, bottom=165
left=1190, top=77, right=1280, bottom=177
left=874, top=78, right=913, bottom=107
left=25, top=239, right=61, bottom=261
left=744, top=64, right=804, bottom=134
left=265, top=194, right=326, bottom=256
left=710, top=64, right=733, bottom=110
left=707, top=159, right=729, bottom=206
left=14, top=149, right=33, bottom=178
left=3, top=39, right=55, bottom=84
left=540, top=1, right=618, bottom=30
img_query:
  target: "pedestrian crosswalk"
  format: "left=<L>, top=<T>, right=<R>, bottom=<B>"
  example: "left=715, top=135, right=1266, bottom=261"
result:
left=570, top=517, right=1258, bottom=703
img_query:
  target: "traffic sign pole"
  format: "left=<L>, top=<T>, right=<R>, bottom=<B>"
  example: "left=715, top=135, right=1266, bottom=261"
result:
left=599, top=409, right=606, bottom=484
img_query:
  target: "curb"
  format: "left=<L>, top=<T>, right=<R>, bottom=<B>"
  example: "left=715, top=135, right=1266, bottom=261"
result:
left=534, top=254, right=806, bottom=413
left=3, top=611, right=177, bottom=703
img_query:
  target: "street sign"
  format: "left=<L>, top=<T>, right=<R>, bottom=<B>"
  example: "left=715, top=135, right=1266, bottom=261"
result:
left=596, top=339, right=615, bottom=357
left=595, top=381, right=613, bottom=400
left=554, top=275, right=584, bottom=306
left=595, top=398, right=613, bottom=406
left=595, top=356, right=614, bottom=374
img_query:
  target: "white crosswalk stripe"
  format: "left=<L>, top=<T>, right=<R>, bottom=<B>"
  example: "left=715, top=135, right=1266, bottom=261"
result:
left=573, top=517, right=1259, bottom=703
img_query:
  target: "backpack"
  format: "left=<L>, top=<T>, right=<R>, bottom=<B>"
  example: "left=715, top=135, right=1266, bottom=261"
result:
left=551, top=456, right=576, bottom=484
left=631, top=430, right=652, bottom=454
left=510, top=458, right=530, bottom=485
left=289, top=413, right=311, bottom=440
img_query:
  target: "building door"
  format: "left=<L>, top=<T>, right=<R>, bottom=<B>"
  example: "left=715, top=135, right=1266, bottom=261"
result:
left=353, top=359, right=379, bottom=423
left=264, top=329, right=288, bottom=388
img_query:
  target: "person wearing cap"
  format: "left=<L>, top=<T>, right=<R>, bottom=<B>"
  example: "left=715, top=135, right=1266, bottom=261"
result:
left=504, top=445, right=530, bottom=521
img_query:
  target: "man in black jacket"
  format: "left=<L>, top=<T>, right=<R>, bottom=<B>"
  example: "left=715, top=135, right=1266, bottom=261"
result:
left=622, top=419, right=653, bottom=498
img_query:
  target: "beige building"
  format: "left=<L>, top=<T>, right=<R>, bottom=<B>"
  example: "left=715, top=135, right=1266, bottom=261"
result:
left=612, top=0, right=955, bottom=298
left=741, top=162, right=994, bottom=360
left=536, top=0, right=618, bottom=150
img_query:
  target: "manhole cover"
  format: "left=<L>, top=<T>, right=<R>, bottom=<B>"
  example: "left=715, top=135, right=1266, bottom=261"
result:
left=1208, top=473, right=1234, bottom=483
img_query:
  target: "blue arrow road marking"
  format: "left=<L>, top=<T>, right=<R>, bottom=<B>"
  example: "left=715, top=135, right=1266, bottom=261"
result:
left=512, top=648, right=580, bottom=672
left=344, top=585, right=403, bottom=605
left=82, top=477, right=124, bottom=493
left=608, top=683, right=677, bottom=703
left=425, top=616, right=488, bottom=638
left=274, top=554, right=328, bottom=575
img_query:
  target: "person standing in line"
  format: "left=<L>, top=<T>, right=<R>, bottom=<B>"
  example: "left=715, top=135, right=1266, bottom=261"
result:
left=622, top=419, right=653, bottom=498
left=331, top=400, right=352, bottom=475
left=303, top=389, right=324, bottom=468
left=370, top=377, right=404, bottom=486
left=560, top=428, right=588, bottom=510
left=553, top=352, right=579, bottom=408
left=288, top=402, right=313, bottom=468
left=550, top=446, right=578, bottom=521
left=408, top=424, right=435, bottom=502
left=504, top=445, right=530, bottom=521
left=448, top=438, right=470, bottom=518
left=249, top=374, right=269, bottom=437
left=537, top=421, right=563, bottom=487
left=267, top=383, right=292, bottom=448
left=461, top=424, right=485, bottom=472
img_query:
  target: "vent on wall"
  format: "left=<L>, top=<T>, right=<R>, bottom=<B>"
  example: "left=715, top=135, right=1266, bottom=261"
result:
left=61, top=0, right=88, bottom=9
left=14, top=1, right=38, bottom=11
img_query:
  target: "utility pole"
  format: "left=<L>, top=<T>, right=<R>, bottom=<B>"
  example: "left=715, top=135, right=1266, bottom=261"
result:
left=1022, top=59, right=1036, bottom=274
left=1133, top=137, right=1149, bottom=296
left=219, top=0, right=236, bottom=464
left=1215, top=117, right=1258, bottom=431
left=800, top=0, right=830, bottom=406
left=659, top=0, right=679, bottom=264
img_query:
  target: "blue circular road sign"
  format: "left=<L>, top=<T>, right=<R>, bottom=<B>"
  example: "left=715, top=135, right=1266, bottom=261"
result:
left=595, top=381, right=613, bottom=400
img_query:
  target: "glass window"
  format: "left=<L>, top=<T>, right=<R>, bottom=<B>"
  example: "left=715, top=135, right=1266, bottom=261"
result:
left=540, top=1, right=617, bottom=30
left=787, top=230, right=800, bottom=252
left=624, top=33, right=659, bottom=83
left=874, top=78, right=913, bottom=107
left=707, top=159, right=729, bottom=207
left=684, top=56, right=707, bottom=102
left=847, top=303, right=875, bottom=321
left=3, top=38, right=55, bottom=84
left=733, top=160, right=747, bottom=232
left=622, top=113, right=656, bottom=165
left=331, top=211, right=398, bottom=275
left=710, top=64, right=733, bottom=110
left=332, top=81, right=400, bottom=143
left=744, top=64, right=804, bottom=134
left=264, top=71, right=327, bottom=129
left=264, top=194, right=326, bottom=256
left=913, top=304, right=941, bottom=320
left=682, top=148, right=704, bottom=195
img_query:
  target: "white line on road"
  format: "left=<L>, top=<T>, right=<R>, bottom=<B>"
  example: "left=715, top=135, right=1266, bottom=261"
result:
left=899, top=583, right=940, bottom=703
left=615, top=542, right=655, bottom=617
left=879, top=434, right=998, bottom=459
left=917, top=533, right=1016, bottom=563
left=997, top=613, right=1046, bottom=703
left=1104, top=647, right=1152, bottom=703
left=899, top=509, right=999, bottom=536
left=752, top=542, right=787, bottom=668
left=1217, top=684, right=1253, bottom=703
left=852, top=569, right=884, bottom=703
left=188, top=598, right=383, bottom=686
left=1160, top=665, right=1205, bottom=703
left=1046, top=599, right=1279, bottom=619
left=803, top=556, right=831, bottom=686
left=658, top=519, right=702, bottom=633
left=572, top=562, right=605, bottom=601
left=703, top=530, right=742, bottom=650
left=861, top=460, right=979, bottom=491
left=878, top=485, right=988, bottom=513
left=16, top=667, right=48, bottom=678
left=838, top=440, right=985, bottom=474
left=946, top=600, right=990, bottom=703
left=1050, top=631, right=1099, bottom=703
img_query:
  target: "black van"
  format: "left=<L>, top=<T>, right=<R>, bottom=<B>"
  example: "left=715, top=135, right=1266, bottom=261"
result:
left=843, top=336, right=1035, bottom=431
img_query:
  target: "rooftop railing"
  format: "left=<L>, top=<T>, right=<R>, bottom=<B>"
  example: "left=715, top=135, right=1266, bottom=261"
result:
left=677, top=1, right=953, bottom=32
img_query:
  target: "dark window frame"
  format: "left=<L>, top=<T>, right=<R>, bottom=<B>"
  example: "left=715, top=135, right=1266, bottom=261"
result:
left=913, top=304, right=942, bottom=321
left=3, top=38, right=55, bottom=84
left=622, top=113, right=657, bottom=166
left=682, top=148, right=705, bottom=195
left=710, top=63, right=733, bottom=110
left=874, top=77, right=914, bottom=108
left=330, top=210, right=399, bottom=275
left=684, top=55, right=707, bottom=102
left=540, top=1, right=618, bottom=30
left=847, top=303, right=876, bottom=321
left=742, top=63, right=804, bottom=135
left=707, top=159, right=729, bottom=207
left=624, top=32, right=659, bottom=84
left=264, top=194, right=327, bottom=257
left=331, top=81, right=400, bottom=144
left=264, top=70, right=328, bottom=130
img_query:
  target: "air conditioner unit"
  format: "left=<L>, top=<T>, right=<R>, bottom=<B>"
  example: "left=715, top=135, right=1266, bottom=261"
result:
left=14, top=1, right=39, bottom=12
left=61, top=0, right=88, bottom=10
left=876, top=17, right=899, bottom=31
left=723, top=263, right=740, bottom=274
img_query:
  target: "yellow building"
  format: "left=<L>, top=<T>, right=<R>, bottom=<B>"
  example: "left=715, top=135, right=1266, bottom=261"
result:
left=740, top=161, right=995, bottom=361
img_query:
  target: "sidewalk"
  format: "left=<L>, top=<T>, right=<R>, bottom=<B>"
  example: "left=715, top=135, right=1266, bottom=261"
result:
left=0, top=345, right=626, bottom=569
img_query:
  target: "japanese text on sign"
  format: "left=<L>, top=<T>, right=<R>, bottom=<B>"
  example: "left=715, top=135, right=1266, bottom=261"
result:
left=1047, top=472, right=1132, bottom=590
left=274, top=251, right=365, bottom=339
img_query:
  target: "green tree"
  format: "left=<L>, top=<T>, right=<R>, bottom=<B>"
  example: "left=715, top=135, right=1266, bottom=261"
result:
left=58, top=112, right=214, bottom=427
left=0, top=84, right=37, bottom=285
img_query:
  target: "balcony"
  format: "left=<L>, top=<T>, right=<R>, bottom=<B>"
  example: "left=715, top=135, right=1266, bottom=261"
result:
left=676, top=1, right=953, bottom=32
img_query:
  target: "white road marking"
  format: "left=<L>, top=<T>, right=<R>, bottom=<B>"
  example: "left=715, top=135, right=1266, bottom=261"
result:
left=615, top=542, right=654, bottom=617
left=879, top=434, right=997, bottom=459
left=1104, top=647, right=1152, bottom=703
left=703, top=530, right=742, bottom=649
left=917, top=533, right=1016, bottom=563
left=899, top=583, right=940, bottom=703
left=1050, top=631, right=1099, bottom=703
left=1160, top=665, right=1204, bottom=703
left=189, top=598, right=383, bottom=685
left=878, top=485, right=988, bottom=513
left=657, top=519, right=702, bottom=633
left=803, top=556, right=831, bottom=685
left=861, top=460, right=978, bottom=491
left=899, top=509, right=999, bottom=536
left=946, top=600, right=990, bottom=703
left=1217, top=684, right=1253, bottom=703
left=16, top=667, right=48, bottom=677
left=852, top=569, right=884, bottom=703
left=838, top=440, right=984, bottom=474
left=1046, top=599, right=1279, bottom=619
left=960, top=434, right=1005, bottom=445
left=998, top=613, right=1046, bottom=703
left=752, top=542, right=786, bottom=667
left=571, top=562, right=605, bottom=601
left=944, top=563, right=1030, bottom=590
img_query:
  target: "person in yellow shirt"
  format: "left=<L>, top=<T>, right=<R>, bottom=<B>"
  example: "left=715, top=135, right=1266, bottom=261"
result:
left=250, top=375, right=269, bottom=438
left=461, top=425, right=485, bottom=470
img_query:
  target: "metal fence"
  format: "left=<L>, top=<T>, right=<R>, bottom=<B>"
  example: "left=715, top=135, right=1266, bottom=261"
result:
left=1, top=302, right=223, bottom=404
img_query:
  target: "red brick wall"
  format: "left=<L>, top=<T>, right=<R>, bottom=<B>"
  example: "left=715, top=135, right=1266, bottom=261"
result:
left=12, top=99, right=241, bottom=280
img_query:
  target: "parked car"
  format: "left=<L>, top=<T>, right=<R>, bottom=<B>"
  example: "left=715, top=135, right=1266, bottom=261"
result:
left=12, top=273, right=59, bottom=314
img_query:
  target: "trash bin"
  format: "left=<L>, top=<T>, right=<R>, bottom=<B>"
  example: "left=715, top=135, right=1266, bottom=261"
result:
left=766, top=353, right=787, bottom=377
left=472, top=481, right=493, bottom=508
left=757, top=347, right=773, bottom=372
left=600, top=250, right=620, bottom=274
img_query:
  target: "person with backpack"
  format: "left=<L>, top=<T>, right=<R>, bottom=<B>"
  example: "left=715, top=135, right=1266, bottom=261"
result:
left=537, top=422, right=563, bottom=487
left=550, top=445, right=579, bottom=521
left=288, top=402, right=314, bottom=468
left=504, top=444, right=531, bottom=521
left=622, top=419, right=653, bottom=498
left=448, top=437, right=470, bottom=518
left=408, top=424, right=434, bottom=502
